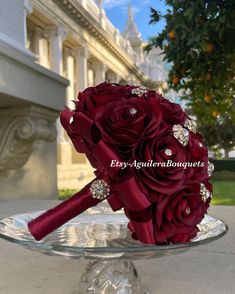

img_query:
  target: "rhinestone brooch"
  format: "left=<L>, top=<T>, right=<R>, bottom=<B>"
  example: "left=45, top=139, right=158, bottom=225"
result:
left=184, top=119, right=197, bottom=134
left=172, top=124, right=189, bottom=146
left=69, top=116, right=74, bottom=124
left=200, top=183, right=212, bottom=203
left=185, top=207, right=191, bottom=215
left=208, top=161, right=215, bottom=177
left=129, top=107, right=137, bottom=115
left=164, top=148, right=173, bottom=156
left=131, top=86, right=148, bottom=97
left=90, top=179, right=110, bottom=200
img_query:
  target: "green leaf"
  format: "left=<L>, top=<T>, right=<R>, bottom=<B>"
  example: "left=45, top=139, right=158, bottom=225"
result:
left=149, top=7, right=161, bottom=24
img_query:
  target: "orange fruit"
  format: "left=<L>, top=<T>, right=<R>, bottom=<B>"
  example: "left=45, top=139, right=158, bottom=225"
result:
left=204, top=95, right=212, bottom=102
left=204, top=43, right=215, bottom=53
left=169, top=31, right=176, bottom=40
left=172, top=75, right=180, bottom=85
left=204, top=73, right=212, bottom=81
left=212, top=110, right=219, bottom=117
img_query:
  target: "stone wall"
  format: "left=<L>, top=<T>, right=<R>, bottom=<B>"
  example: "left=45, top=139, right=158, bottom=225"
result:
left=0, top=0, right=68, bottom=199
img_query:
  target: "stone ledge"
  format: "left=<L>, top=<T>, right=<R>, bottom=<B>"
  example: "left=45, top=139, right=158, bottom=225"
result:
left=0, top=41, right=69, bottom=111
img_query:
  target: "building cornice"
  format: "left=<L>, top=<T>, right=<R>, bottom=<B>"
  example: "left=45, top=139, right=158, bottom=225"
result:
left=53, top=0, right=146, bottom=83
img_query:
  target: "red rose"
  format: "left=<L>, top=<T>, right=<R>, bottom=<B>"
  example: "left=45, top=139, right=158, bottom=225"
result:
left=187, top=132, right=209, bottom=181
left=93, top=97, right=163, bottom=157
left=154, top=184, right=209, bottom=244
left=75, top=82, right=135, bottom=112
left=133, top=131, right=190, bottom=195
left=148, top=95, right=187, bottom=124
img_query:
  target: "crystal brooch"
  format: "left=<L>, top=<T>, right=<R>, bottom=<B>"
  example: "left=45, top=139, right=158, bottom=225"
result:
left=172, top=124, right=189, bottom=146
left=131, top=86, right=148, bottom=97
left=208, top=161, right=215, bottom=177
left=200, top=183, right=212, bottom=203
left=129, top=107, right=137, bottom=115
left=184, top=119, right=197, bottom=134
left=164, top=148, right=173, bottom=156
left=185, top=207, right=191, bottom=215
left=90, top=179, right=110, bottom=200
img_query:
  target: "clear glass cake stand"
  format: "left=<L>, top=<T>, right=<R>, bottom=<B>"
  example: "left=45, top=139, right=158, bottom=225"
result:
left=0, top=203, right=227, bottom=294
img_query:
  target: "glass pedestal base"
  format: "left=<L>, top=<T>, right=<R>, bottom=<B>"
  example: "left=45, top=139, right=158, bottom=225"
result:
left=0, top=204, right=227, bottom=294
left=76, top=260, right=148, bottom=294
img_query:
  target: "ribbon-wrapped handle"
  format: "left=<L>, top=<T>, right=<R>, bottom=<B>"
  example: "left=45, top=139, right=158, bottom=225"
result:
left=28, top=180, right=101, bottom=241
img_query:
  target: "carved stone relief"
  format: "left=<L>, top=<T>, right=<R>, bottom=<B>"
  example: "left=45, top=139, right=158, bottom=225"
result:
left=0, top=105, right=57, bottom=171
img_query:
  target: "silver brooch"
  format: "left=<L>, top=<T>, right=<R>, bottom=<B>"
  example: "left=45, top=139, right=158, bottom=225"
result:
left=184, top=119, right=197, bottom=134
left=208, top=161, right=215, bottom=177
left=172, top=124, right=189, bottom=146
left=164, top=148, right=173, bottom=156
left=200, top=183, right=212, bottom=203
left=90, top=179, right=110, bottom=200
left=129, top=107, right=137, bottom=115
left=69, top=116, right=74, bottom=124
left=131, top=86, right=148, bottom=97
left=185, top=207, right=191, bottom=215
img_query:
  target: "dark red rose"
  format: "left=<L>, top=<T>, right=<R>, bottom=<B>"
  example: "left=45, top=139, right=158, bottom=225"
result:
left=75, top=82, right=135, bottom=112
left=148, top=93, right=188, bottom=125
left=187, top=132, right=209, bottom=182
left=93, top=97, right=163, bottom=157
left=133, top=131, right=190, bottom=195
left=154, top=184, right=208, bottom=244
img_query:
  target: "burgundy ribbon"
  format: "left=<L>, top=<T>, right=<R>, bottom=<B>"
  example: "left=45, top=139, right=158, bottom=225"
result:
left=27, top=108, right=156, bottom=244
left=28, top=181, right=100, bottom=241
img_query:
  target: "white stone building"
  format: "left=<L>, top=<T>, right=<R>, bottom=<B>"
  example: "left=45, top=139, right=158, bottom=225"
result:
left=0, top=0, right=170, bottom=195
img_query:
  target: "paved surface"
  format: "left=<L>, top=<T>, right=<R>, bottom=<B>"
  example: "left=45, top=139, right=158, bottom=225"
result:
left=0, top=200, right=234, bottom=294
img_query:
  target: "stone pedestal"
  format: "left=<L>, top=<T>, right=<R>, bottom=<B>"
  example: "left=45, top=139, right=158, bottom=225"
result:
left=0, top=106, right=58, bottom=199
left=0, top=25, right=68, bottom=198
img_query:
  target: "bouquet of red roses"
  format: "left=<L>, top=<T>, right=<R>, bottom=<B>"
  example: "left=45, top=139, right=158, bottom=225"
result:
left=28, top=82, right=214, bottom=244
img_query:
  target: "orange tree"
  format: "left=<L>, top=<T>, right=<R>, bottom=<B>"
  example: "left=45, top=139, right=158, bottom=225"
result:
left=146, top=0, right=235, bottom=158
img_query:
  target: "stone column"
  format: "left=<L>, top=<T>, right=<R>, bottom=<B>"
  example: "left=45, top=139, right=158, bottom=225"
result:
left=32, top=28, right=50, bottom=68
left=94, top=61, right=107, bottom=85
left=55, top=44, right=74, bottom=167
left=64, top=47, right=76, bottom=108
left=75, top=46, right=89, bottom=92
left=46, top=26, right=68, bottom=148
left=48, top=26, right=67, bottom=75
left=57, top=40, right=74, bottom=163
left=88, top=68, right=95, bottom=87
left=33, top=27, right=42, bottom=62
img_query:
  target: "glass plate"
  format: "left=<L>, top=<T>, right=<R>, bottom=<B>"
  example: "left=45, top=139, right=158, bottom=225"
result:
left=0, top=204, right=227, bottom=260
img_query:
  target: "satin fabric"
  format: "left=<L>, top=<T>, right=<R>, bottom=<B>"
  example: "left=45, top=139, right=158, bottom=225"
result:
left=28, top=182, right=100, bottom=241
left=28, top=108, right=156, bottom=244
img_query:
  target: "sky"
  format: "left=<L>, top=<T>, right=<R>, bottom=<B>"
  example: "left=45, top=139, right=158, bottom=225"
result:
left=102, top=0, right=168, bottom=41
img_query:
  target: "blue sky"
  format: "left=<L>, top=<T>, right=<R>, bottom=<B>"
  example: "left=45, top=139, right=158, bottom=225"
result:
left=103, top=0, right=168, bottom=41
